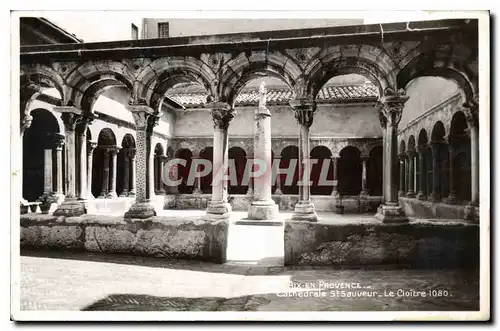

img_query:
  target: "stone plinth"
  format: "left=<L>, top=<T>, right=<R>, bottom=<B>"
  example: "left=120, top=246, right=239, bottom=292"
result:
left=375, top=204, right=408, bottom=224
left=291, top=201, right=318, bottom=222
left=248, top=201, right=279, bottom=220
left=124, top=202, right=156, bottom=219
left=21, top=214, right=229, bottom=263
left=53, top=198, right=86, bottom=217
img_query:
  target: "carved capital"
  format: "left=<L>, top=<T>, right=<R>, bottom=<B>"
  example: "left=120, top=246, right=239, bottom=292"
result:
left=55, top=106, right=83, bottom=132
left=53, top=133, right=65, bottom=149
left=378, top=89, right=409, bottom=127
left=87, top=140, right=97, bottom=154
left=398, top=153, right=407, bottom=161
left=289, top=99, right=316, bottom=127
left=108, top=146, right=122, bottom=155
left=127, top=104, right=156, bottom=130
left=20, top=113, right=33, bottom=134
left=461, top=98, right=479, bottom=129
left=208, top=102, right=234, bottom=130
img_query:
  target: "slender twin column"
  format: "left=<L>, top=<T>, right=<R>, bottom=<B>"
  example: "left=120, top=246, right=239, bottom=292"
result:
left=331, top=156, right=339, bottom=197
left=444, top=142, right=458, bottom=204
left=43, top=148, right=53, bottom=194
left=273, top=155, right=282, bottom=195
left=406, top=150, right=416, bottom=198
left=246, top=155, right=254, bottom=196
left=53, top=133, right=65, bottom=201
left=129, top=148, right=137, bottom=196
left=289, top=98, right=318, bottom=222
left=429, top=141, right=442, bottom=202
left=416, top=145, right=427, bottom=200
left=248, top=86, right=279, bottom=220
left=87, top=141, right=97, bottom=199
left=375, top=90, right=409, bottom=223
left=206, top=102, right=234, bottom=217
left=398, top=153, right=406, bottom=197
left=124, top=105, right=159, bottom=219
left=360, top=156, right=369, bottom=196
left=120, top=148, right=131, bottom=197
left=98, top=148, right=110, bottom=198
left=53, top=107, right=87, bottom=216
left=108, top=146, right=121, bottom=198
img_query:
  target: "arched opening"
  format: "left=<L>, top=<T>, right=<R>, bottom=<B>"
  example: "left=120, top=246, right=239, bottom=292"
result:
left=310, top=146, right=333, bottom=195
left=449, top=111, right=471, bottom=203
left=92, top=128, right=117, bottom=198
left=280, top=146, right=299, bottom=195
left=367, top=146, right=383, bottom=196
left=228, top=146, right=247, bottom=195
left=22, top=108, right=60, bottom=202
left=117, top=134, right=135, bottom=197
left=175, top=149, right=194, bottom=194
left=338, top=146, right=362, bottom=196
left=154, top=143, right=165, bottom=195
left=199, top=147, right=213, bottom=194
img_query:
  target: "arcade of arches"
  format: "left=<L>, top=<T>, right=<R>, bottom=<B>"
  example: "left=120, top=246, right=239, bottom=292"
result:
left=19, top=19, right=480, bottom=223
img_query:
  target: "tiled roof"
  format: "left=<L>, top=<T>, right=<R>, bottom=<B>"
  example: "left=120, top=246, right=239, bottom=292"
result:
left=167, top=84, right=378, bottom=108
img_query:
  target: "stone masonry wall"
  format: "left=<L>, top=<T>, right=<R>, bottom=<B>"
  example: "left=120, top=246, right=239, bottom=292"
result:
left=20, top=214, right=228, bottom=263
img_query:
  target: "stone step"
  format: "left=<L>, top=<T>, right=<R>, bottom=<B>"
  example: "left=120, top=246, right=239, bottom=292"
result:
left=225, top=220, right=284, bottom=267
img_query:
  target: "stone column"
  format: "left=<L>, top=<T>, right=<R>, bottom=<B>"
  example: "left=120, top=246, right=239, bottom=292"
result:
left=53, top=108, right=86, bottom=216
left=99, top=148, right=110, bottom=198
left=124, top=105, right=158, bottom=219
left=248, top=101, right=279, bottom=220
left=156, top=155, right=166, bottom=195
left=463, top=100, right=479, bottom=221
left=289, top=99, right=318, bottom=222
left=128, top=148, right=137, bottom=197
left=148, top=141, right=155, bottom=199
left=53, top=133, right=65, bottom=201
left=360, top=156, right=369, bottom=196
left=43, top=149, right=53, bottom=194
left=206, top=102, right=234, bottom=217
left=331, top=156, right=339, bottom=197
left=444, top=143, right=458, bottom=204
left=429, top=141, right=442, bottom=202
left=120, top=149, right=130, bottom=197
left=398, top=153, right=406, bottom=197
left=273, top=156, right=282, bottom=195
left=416, top=145, right=427, bottom=200
left=108, top=146, right=120, bottom=198
left=246, top=155, right=254, bottom=196
left=87, top=141, right=97, bottom=199
left=76, top=116, right=94, bottom=200
left=406, top=150, right=416, bottom=198
left=375, top=90, right=409, bottom=223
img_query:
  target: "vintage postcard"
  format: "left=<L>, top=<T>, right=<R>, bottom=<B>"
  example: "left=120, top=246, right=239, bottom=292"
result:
left=10, top=9, right=490, bottom=321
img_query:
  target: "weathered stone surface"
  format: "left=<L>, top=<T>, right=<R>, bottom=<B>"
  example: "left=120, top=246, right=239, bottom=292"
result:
left=400, top=197, right=466, bottom=220
left=285, top=220, right=479, bottom=268
left=20, top=214, right=229, bottom=263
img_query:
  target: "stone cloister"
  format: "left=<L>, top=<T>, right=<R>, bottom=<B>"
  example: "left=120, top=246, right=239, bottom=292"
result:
left=19, top=19, right=480, bottom=223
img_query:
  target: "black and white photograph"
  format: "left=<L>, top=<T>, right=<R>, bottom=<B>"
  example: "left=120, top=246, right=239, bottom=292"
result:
left=9, top=8, right=490, bottom=322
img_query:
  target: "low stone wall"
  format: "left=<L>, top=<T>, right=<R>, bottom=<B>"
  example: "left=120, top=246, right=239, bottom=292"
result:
left=399, top=197, right=466, bottom=220
left=167, top=194, right=383, bottom=213
left=285, top=220, right=479, bottom=268
left=20, top=214, right=228, bottom=263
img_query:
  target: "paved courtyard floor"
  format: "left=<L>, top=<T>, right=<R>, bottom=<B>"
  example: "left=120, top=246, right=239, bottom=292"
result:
left=19, top=250, right=479, bottom=312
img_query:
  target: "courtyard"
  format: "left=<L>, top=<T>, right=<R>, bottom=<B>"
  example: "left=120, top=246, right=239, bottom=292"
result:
left=20, top=250, right=479, bottom=312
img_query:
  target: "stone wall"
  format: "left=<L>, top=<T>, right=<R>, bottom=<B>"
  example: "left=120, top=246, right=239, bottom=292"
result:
left=173, top=103, right=382, bottom=139
left=399, top=197, right=467, bottom=220
left=285, top=220, right=479, bottom=268
left=20, top=214, right=228, bottom=263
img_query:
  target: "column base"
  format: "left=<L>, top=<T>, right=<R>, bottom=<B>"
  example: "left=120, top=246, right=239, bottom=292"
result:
left=53, top=198, right=86, bottom=217
left=398, top=190, right=406, bottom=197
left=375, top=203, right=408, bottom=224
left=248, top=200, right=279, bottom=220
left=119, top=190, right=129, bottom=197
left=406, top=191, right=416, bottom=198
left=107, top=191, right=118, bottom=199
left=291, top=201, right=318, bottom=222
left=464, top=203, right=479, bottom=223
left=246, top=188, right=254, bottom=196
left=192, top=188, right=202, bottom=195
left=206, top=201, right=232, bottom=218
left=331, top=188, right=339, bottom=197
left=428, top=193, right=441, bottom=202
left=444, top=194, right=458, bottom=205
left=127, top=191, right=136, bottom=197
left=416, top=192, right=426, bottom=200
left=274, top=188, right=283, bottom=195
left=124, top=201, right=156, bottom=219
